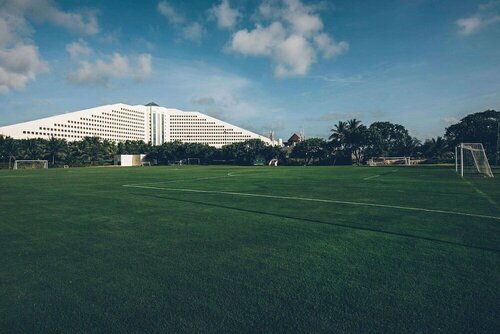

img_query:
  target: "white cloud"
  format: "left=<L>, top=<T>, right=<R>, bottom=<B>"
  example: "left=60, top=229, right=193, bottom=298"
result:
left=192, top=96, right=216, bottom=105
left=257, top=2, right=274, bottom=19
left=230, top=22, right=286, bottom=56
left=441, top=117, right=460, bottom=125
left=0, top=42, right=48, bottom=93
left=98, top=31, right=120, bottom=44
left=183, top=22, right=204, bottom=42
left=456, top=1, right=500, bottom=36
left=317, top=111, right=362, bottom=122
left=456, top=15, right=500, bottom=36
left=228, top=0, right=348, bottom=77
left=135, top=54, right=152, bottom=81
left=157, top=1, right=204, bottom=42
left=0, top=0, right=100, bottom=93
left=157, top=1, right=184, bottom=24
left=68, top=53, right=152, bottom=85
left=0, top=15, right=15, bottom=46
left=1, top=0, right=99, bottom=35
left=257, top=0, right=324, bottom=36
left=66, top=39, right=92, bottom=59
left=314, top=33, right=348, bottom=59
left=457, top=16, right=483, bottom=36
left=309, top=73, right=363, bottom=84
left=275, top=34, right=315, bottom=77
left=209, top=0, right=240, bottom=30
left=283, top=0, right=323, bottom=36
left=65, top=34, right=153, bottom=88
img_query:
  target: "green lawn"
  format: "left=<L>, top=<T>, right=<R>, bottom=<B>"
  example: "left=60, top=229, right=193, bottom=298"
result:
left=1, top=165, right=499, bottom=333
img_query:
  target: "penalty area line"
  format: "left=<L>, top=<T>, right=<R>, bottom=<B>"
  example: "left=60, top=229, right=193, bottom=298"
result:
left=363, top=169, right=398, bottom=181
left=122, top=184, right=500, bottom=221
left=363, top=169, right=398, bottom=180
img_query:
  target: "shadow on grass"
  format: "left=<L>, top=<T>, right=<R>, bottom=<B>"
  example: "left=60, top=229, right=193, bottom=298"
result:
left=134, top=192, right=500, bottom=253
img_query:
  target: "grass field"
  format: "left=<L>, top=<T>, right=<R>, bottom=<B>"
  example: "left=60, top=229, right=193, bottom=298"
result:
left=1, top=165, right=499, bottom=333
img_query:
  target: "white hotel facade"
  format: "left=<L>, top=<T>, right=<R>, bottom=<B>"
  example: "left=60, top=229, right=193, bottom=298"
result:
left=0, top=102, right=276, bottom=148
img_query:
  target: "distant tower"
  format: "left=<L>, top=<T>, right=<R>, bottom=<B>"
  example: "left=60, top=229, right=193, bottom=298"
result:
left=269, top=129, right=275, bottom=143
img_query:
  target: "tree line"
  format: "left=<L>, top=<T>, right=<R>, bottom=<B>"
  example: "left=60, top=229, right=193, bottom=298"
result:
left=0, top=109, right=498, bottom=168
left=0, top=136, right=282, bottom=168
left=293, top=109, right=498, bottom=165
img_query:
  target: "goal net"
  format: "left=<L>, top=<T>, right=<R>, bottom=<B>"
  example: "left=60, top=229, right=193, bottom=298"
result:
left=368, top=157, right=411, bottom=166
left=456, top=143, right=494, bottom=178
left=187, top=158, right=200, bottom=165
left=13, top=160, right=48, bottom=170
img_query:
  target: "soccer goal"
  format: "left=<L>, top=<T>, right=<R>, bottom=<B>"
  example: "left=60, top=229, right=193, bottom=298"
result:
left=455, top=143, right=494, bottom=178
left=368, top=157, right=411, bottom=166
left=187, top=158, right=200, bottom=165
left=13, top=160, right=48, bottom=170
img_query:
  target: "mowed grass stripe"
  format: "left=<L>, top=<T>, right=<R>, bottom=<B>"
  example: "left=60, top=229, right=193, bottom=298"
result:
left=122, top=184, right=500, bottom=221
left=134, top=191, right=500, bottom=253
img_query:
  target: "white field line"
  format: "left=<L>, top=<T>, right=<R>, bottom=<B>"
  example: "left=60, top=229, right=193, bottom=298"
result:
left=122, top=184, right=500, bottom=221
left=463, top=179, right=497, bottom=206
left=363, top=174, right=380, bottom=180
left=363, top=169, right=398, bottom=180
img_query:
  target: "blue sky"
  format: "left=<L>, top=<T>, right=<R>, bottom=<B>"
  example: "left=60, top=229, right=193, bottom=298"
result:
left=0, top=0, right=499, bottom=140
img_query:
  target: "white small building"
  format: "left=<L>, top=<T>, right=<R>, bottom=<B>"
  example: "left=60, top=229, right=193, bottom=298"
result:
left=114, top=154, right=147, bottom=167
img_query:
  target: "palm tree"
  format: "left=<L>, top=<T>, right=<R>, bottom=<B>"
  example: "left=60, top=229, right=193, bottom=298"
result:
left=328, top=121, right=347, bottom=140
left=329, top=121, right=348, bottom=144
left=329, top=121, right=348, bottom=165
left=3, top=137, right=19, bottom=169
left=347, top=118, right=362, bottom=131
left=46, top=137, right=67, bottom=165
left=401, top=136, right=421, bottom=157
left=101, top=139, right=116, bottom=162
left=430, top=136, right=449, bottom=161
left=19, top=139, right=46, bottom=160
left=0, top=136, right=5, bottom=162
left=346, top=118, right=368, bottom=165
left=79, top=137, right=102, bottom=165
left=66, top=142, right=82, bottom=166
left=117, top=142, right=125, bottom=155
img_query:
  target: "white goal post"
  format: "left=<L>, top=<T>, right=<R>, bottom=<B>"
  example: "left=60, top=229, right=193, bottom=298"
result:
left=368, top=157, right=412, bottom=166
left=455, top=143, right=494, bottom=178
left=187, top=158, right=200, bottom=165
left=13, top=160, right=48, bottom=170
